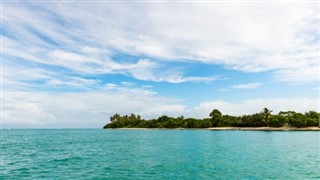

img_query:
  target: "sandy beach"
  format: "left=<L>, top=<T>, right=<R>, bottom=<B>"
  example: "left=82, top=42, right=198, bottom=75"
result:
left=207, top=127, right=320, bottom=131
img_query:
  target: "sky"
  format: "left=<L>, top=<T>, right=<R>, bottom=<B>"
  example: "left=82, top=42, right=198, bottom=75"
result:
left=2, top=1, right=319, bottom=128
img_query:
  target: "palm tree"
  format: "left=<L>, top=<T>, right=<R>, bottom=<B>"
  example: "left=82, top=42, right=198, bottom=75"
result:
left=261, top=108, right=273, bottom=127
left=110, top=113, right=120, bottom=122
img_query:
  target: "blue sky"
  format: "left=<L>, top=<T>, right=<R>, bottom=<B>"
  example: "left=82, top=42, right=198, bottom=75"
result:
left=2, top=1, right=319, bottom=128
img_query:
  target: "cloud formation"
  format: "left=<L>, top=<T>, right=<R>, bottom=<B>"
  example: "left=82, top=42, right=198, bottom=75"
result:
left=3, top=2, right=319, bottom=85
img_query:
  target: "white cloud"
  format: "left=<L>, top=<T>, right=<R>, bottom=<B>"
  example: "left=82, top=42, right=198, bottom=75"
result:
left=3, top=60, right=101, bottom=91
left=230, top=83, right=261, bottom=89
left=274, top=64, right=320, bottom=85
left=2, top=2, right=319, bottom=84
left=3, top=90, right=185, bottom=128
left=46, top=77, right=98, bottom=88
left=124, top=59, right=217, bottom=83
left=166, top=76, right=217, bottom=84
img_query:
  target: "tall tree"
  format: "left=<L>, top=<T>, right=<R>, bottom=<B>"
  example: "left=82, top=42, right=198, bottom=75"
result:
left=261, top=108, right=272, bottom=127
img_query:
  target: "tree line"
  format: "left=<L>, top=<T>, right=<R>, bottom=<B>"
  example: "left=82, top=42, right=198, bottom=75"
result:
left=103, top=108, right=320, bottom=129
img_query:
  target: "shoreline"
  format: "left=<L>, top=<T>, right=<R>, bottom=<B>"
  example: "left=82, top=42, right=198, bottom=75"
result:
left=107, top=127, right=320, bottom=131
left=207, top=127, right=320, bottom=131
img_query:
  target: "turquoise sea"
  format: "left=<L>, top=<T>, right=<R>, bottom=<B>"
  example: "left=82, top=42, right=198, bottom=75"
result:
left=1, top=129, right=319, bottom=179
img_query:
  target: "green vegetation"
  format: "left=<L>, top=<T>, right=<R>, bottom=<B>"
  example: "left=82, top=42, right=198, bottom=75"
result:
left=103, top=108, right=320, bottom=129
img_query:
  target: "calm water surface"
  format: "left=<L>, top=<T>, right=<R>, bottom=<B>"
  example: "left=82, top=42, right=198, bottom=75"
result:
left=1, top=129, right=319, bottom=179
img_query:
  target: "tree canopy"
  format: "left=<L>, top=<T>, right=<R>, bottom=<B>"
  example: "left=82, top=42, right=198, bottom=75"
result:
left=103, top=108, right=320, bottom=129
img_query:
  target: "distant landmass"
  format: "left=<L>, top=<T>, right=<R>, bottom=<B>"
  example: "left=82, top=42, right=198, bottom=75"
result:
left=104, top=108, right=320, bottom=129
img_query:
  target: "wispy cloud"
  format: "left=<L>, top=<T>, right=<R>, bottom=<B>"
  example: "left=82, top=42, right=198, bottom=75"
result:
left=168, top=76, right=217, bottom=83
left=230, top=83, right=262, bottom=89
left=3, top=2, right=319, bottom=85
left=45, top=77, right=98, bottom=89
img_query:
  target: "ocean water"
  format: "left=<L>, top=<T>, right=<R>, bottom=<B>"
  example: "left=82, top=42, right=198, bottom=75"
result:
left=1, top=129, right=319, bottom=179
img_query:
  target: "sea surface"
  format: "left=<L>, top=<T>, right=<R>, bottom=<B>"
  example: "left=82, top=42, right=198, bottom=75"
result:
left=1, top=129, right=319, bottom=179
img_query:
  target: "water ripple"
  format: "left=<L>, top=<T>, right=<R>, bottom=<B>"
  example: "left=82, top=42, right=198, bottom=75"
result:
left=1, top=129, right=319, bottom=179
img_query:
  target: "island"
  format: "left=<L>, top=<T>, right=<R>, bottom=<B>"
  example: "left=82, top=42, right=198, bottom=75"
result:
left=103, top=108, right=320, bottom=130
